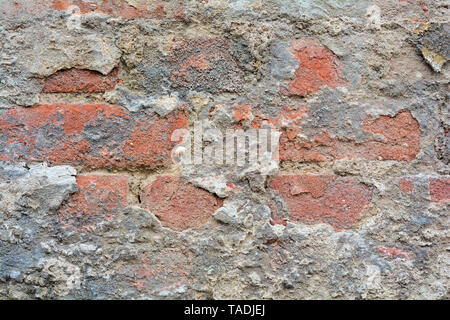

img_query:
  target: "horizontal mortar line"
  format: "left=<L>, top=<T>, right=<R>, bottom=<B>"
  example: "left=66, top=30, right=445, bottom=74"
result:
left=76, top=165, right=178, bottom=176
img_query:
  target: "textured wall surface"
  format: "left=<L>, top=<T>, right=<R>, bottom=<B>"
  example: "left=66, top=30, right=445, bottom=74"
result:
left=0, top=0, right=449, bottom=300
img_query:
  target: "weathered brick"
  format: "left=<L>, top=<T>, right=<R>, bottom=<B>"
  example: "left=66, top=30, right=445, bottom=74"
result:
left=141, top=176, right=223, bottom=231
left=50, top=0, right=184, bottom=19
left=281, top=38, right=348, bottom=96
left=58, top=175, right=128, bottom=231
left=0, top=1, right=46, bottom=18
left=378, top=247, right=409, bottom=259
left=232, top=104, right=308, bottom=130
left=0, top=104, right=187, bottom=168
left=0, top=0, right=185, bottom=19
left=429, top=178, right=450, bottom=203
left=362, top=109, right=421, bottom=161
left=130, top=249, right=191, bottom=298
left=280, top=109, right=420, bottom=162
left=399, top=178, right=414, bottom=194
left=42, top=67, right=120, bottom=93
left=270, top=175, right=372, bottom=229
left=233, top=104, right=253, bottom=123
left=229, top=104, right=420, bottom=162
left=168, top=38, right=244, bottom=92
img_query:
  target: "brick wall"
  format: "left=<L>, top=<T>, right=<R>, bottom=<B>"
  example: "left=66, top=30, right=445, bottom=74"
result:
left=0, top=0, right=448, bottom=299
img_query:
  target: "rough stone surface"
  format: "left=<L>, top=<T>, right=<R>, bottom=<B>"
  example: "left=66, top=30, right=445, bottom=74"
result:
left=0, top=0, right=449, bottom=300
left=415, top=22, right=449, bottom=72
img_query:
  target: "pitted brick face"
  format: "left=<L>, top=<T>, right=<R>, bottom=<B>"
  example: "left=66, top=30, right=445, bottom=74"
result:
left=231, top=104, right=308, bottom=130
left=129, top=249, right=192, bottom=298
left=362, top=109, right=421, bottom=162
left=279, top=110, right=420, bottom=162
left=141, top=176, right=224, bottom=231
left=0, top=0, right=185, bottom=19
left=0, top=104, right=187, bottom=168
left=58, top=175, right=128, bottom=232
left=399, top=178, right=414, bottom=194
left=168, top=38, right=245, bottom=93
left=429, top=178, right=450, bottom=203
left=378, top=247, right=409, bottom=259
left=270, top=175, right=372, bottom=230
left=226, top=104, right=420, bottom=162
left=281, top=38, right=348, bottom=96
left=42, top=68, right=121, bottom=93
left=50, top=0, right=184, bottom=19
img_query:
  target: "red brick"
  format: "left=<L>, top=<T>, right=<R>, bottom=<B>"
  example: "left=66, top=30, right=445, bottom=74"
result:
left=399, top=178, right=414, bottom=194
left=141, top=176, right=223, bottom=231
left=0, top=2, right=46, bottom=18
left=0, top=104, right=187, bottom=168
left=429, top=178, right=450, bottom=203
left=227, top=104, right=420, bottom=162
left=168, top=38, right=244, bottom=92
left=378, top=247, right=409, bottom=259
left=42, top=67, right=120, bottom=93
left=130, top=249, right=191, bottom=296
left=0, top=0, right=185, bottom=19
left=281, top=38, right=348, bottom=96
left=279, top=109, right=420, bottom=162
left=233, top=104, right=253, bottom=123
left=232, top=104, right=308, bottom=130
left=50, top=0, right=184, bottom=19
left=58, top=175, right=128, bottom=231
left=362, top=109, right=421, bottom=161
left=270, top=175, right=372, bottom=229
left=397, top=0, right=429, bottom=13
